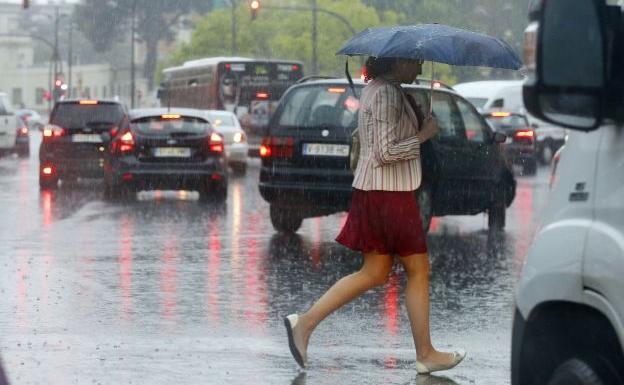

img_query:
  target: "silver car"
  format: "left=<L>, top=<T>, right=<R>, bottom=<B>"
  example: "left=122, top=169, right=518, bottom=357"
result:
left=204, top=110, right=249, bottom=175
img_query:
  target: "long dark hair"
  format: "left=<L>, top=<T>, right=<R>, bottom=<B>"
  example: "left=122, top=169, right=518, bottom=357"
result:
left=364, top=56, right=398, bottom=81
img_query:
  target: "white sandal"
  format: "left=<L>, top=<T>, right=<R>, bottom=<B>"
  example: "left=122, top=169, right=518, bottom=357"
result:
left=284, top=314, right=308, bottom=368
left=415, top=350, right=466, bottom=374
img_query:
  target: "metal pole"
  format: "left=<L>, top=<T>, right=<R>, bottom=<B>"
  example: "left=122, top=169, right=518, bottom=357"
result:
left=68, top=21, right=73, bottom=98
left=53, top=6, right=59, bottom=100
left=231, top=0, right=237, bottom=56
left=311, top=0, right=318, bottom=75
left=130, top=0, right=136, bottom=108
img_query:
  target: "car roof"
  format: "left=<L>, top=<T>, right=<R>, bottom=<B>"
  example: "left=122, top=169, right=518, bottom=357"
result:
left=55, top=99, right=124, bottom=105
left=204, top=110, right=236, bottom=117
left=453, top=80, right=523, bottom=97
left=129, top=108, right=211, bottom=121
left=291, top=78, right=458, bottom=95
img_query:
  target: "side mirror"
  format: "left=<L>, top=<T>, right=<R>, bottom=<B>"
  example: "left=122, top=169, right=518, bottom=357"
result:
left=523, top=0, right=609, bottom=131
left=493, top=132, right=507, bottom=143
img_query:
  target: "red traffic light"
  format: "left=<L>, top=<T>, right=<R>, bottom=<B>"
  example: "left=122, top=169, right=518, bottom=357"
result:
left=250, top=0, right=260, bottom=20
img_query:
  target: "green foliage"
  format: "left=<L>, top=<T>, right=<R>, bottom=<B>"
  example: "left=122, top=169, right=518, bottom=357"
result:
left=169, top=0, right=400, bottom=77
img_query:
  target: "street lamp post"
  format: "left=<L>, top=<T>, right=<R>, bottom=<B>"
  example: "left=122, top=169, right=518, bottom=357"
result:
left=130, top=0, right=137, bottom=108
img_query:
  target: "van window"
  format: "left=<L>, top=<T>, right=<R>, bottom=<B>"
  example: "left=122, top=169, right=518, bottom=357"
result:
left=491, top=98, right=504, bottom=108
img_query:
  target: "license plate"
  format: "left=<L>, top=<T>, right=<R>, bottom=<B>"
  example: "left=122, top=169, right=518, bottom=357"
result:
left=72, top=134, right=102, bottom=143
left=302, top=143, right=350, bottom=157
left=153, top=147, right=191, bottom=157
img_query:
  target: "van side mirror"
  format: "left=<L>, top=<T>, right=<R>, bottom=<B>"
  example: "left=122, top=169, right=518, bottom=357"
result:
left=523, top=0, right=609, bottom=131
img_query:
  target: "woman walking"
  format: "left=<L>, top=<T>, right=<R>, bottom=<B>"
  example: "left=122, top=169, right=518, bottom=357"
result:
left=284, top=57, right=466, bottom=374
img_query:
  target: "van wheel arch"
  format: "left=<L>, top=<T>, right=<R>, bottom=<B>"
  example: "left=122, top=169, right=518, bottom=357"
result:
left=515, top=302, right=624, bottom=385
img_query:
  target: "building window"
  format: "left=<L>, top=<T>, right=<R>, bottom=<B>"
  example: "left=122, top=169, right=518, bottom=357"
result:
left=12, top=88, right=23, bottom=107
left=35, top=88, right=45, bottom=105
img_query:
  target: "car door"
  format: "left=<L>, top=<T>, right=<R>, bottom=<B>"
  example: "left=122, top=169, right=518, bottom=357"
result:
left=454, top=96, right=502, bottom=210
left=0, top=95, right=17, bottom=150
left=407, top=89, right=471, bottom=214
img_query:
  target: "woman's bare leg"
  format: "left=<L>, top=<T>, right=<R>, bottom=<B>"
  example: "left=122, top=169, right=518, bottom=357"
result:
left=295, top=252, right=394, bottom=352
left=398, top=253, right=455, bottom=364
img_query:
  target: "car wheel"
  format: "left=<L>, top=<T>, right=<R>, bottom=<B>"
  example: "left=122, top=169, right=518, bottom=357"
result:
left=523, top=158, right=538, bottom=176
left=547, top=358, right=615, bottom=385
left=230, top=162, right=247, bottom=176
left=416, top=184, right=433, bottom=233
left=488, top=189, right=506, bottom=231
left=17, top=146, right=29, bottom=158
left=270, top=205, right=303, bottom=233
left=199, top=182, right=227, bottom=203
left=540, top=140, right=555, bottom=165
left=39, top=175, right=58, bottom=190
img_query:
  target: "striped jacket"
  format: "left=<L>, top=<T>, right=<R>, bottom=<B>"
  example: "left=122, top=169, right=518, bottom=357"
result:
left=352, top=76, right=422, bottom=191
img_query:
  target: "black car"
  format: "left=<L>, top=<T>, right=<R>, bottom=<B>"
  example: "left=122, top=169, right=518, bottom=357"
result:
left=103, top=108, right=228, bottom=202
left=259, top=79, right=516, bottom=233
left=39, top=99, right=129, bottom=189
left=14, top=116, right=29, bottom=157
left=483, top=111, right=538, bottom=175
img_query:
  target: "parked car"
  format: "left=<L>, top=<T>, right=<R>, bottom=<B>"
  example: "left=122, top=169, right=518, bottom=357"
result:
left=39, top=99, right=129, bottom=189
left=15, top=109, right=45, bottom=132
left=14, top=116, right=29, bottom=157
left=259, top=78, right=515, bottom=233
left=0, top=92, right=18, bottom=156
left=204, top=110, right=249, bottom=175
left=454, top=79, right=566, bottom=164
left=104, top=108, right=228, bottom=202
left=482, top=111, right=537, bottom=175
left=512, top=1, right=624, bottom=384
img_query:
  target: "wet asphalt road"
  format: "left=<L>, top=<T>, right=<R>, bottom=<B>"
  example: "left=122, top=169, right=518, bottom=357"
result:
left=0, top=133, right=551, bottom=385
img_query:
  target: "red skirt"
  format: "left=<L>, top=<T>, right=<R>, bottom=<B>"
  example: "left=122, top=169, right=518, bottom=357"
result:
left=336, top=189, right=428, bottom=256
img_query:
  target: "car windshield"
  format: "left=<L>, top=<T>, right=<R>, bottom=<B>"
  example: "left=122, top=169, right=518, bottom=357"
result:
left=466, top=97, right=489, bottom=108
left=206, top=113, right=236, bottom=128
left=274, top=85, right=361, bottom=129
left=50, top=103, right=124, bottom=129
left=132, top=116, right=210, bottom=134
left=485, top=115, right=529, bottom=132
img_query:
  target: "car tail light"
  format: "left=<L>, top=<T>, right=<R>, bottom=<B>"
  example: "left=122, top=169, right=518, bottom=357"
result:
left=43, top=125, right=65, bottom=139
left=19, top=127, right=28, bottom=135
left=41, top=164, right=55, bottom=176
left=515, top=130, right=535, bottom=139
left=210, top=132, right=224, bottom=153
left=111, top=131, right=135, bottom=154
left=233, top=132, right=246, bottom=143
left=110, top=126, right=119, bottom=137
left=261, top=136, right=294, bottom=158
left=256, top=92, right=270, bottom=100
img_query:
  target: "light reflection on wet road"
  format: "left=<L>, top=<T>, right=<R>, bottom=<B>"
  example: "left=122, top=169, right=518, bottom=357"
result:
left=0, top=134, right=551, bottom=385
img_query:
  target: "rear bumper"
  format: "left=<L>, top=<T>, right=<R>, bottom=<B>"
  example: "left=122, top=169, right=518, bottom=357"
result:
left=259, top=181, right=352, bottom=211
left=107, top=156, right=227, bottom=190
left=40, top=157, right=106, bottom=178
left=506, top=146, right=537, bottom=162
left=225, top=143, right=249, bottom=164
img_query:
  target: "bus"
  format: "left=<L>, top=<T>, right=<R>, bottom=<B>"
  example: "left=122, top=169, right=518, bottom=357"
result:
left=158, top=57, right=304, bottom=137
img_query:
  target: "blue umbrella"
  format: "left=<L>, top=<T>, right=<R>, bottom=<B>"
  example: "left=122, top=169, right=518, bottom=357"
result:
left=336, top=24, right=522, bottom=70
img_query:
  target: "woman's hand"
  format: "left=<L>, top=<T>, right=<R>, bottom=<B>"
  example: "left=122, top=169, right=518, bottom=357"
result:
left=418, top=116, right=439, bottom=143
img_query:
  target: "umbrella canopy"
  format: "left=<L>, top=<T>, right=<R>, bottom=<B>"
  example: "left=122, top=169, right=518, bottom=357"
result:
left=336, top=24, right=522, bottom=70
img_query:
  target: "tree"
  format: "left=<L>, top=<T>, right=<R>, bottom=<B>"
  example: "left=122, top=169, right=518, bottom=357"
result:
left=169, top=0, right=400, bottom=78
left=75, top=0, right=213, bottom=90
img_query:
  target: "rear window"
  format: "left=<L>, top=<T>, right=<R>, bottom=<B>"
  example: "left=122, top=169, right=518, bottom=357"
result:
left=485, top=115, right=529, bottom=131
left=466, top=97, right=488, bottom=109
left=131, top=116, right=210, bottom=134
left=206, top=113, right=236, bottom=127
left=51, top=103, right=125, bottom=129
left=274, top=85, right=362, bottom=129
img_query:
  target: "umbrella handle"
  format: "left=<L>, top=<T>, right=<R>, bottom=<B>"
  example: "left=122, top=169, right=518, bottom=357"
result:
left=429, top=62, right=434, bottom=117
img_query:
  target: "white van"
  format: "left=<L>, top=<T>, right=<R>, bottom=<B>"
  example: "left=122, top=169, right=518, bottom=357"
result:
left=454, top=80, right=566, bottom=164
left=512, top=0, right=624, bottom=384
left=0, top=93, right=18, bottom=155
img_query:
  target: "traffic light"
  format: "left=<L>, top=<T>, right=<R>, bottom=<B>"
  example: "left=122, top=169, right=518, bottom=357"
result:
left=22, top=0, right=29, bottom=9
left=250, top=0, right=260, bottom=20
left=53, top=77, right=67, bottom=101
